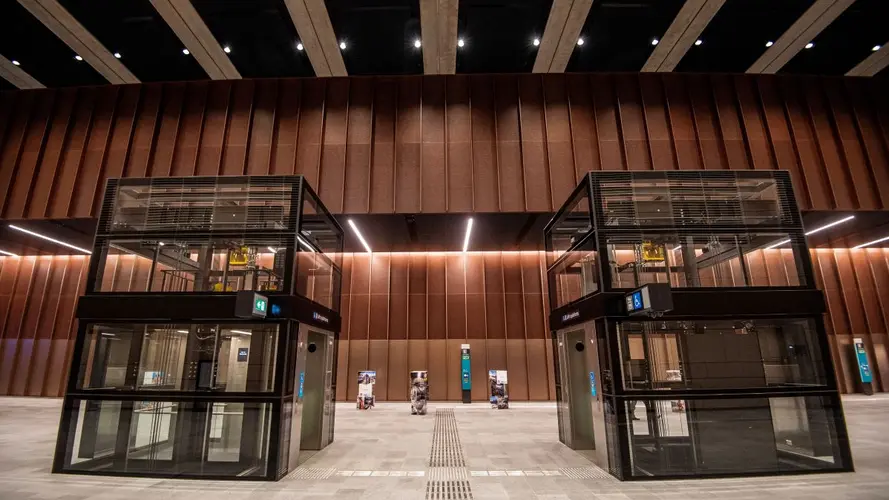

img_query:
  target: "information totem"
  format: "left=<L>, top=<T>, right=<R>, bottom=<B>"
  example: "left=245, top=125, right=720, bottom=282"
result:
left=410, top=370, right=429, bottom=415
left=357, top=371, right=376, bottom=409
left=461, top=344, right=471, bottom=404
left=488, top=370, right=509, bottom=409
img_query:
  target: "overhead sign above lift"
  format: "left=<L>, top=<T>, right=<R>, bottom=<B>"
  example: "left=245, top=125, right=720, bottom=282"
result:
left=625, top=283, right=673, bottom=317
left=236, top=291, right=268, bottom=318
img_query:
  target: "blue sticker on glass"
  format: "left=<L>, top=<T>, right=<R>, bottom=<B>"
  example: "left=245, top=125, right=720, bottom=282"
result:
left=298, top=371, right=305, bottom=398
left=589, top=372, right=597, bottom=397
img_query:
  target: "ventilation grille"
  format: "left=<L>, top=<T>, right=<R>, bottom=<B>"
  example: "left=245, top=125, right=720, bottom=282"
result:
left=429, top=409, right=465, bottom=468
left=591, top=171, right=798, bottom=229
left=426, top=468, right=472, bottom=500
left=99, top=176, right=301, bottom=234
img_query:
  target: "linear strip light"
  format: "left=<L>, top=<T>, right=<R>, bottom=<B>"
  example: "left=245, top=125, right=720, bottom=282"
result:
left=765, top=215, right=857, bottom=250
left=8, top=224, right=92, bottom=254
left=0, top=249, right=18, bottom=257
left=462, top=218, right=474, bottom=253
left=297, top=235, right=316, bottom=253
left=854, top=235, right=889, bottom=249
left=347, top=219, right=372, bottom=253
left=230, top=330, right=252, bottom=335
left=805, top=215, right=855, bottom=236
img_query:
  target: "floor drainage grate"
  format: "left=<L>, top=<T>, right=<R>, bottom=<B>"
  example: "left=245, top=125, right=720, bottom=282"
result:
left=559, top=467, right=613, bottom=480
left=426, top=468, right=472, bottom=500
left=429, top=409, right=465, bottom=468
left=286, top=467, right=336, bottom=480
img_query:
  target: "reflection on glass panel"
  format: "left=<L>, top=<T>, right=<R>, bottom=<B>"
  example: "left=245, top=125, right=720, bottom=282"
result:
left=97, top=238, right=288, bottom=293
left=618, top=319, right=825, bottom=391
left=549, top=237, right=598, bottom=309
left=547, top=184, right=593, bottom=265
left=298, top=187, right=342, bottom=311
left=624, top=396, right=845, bottom=477
left=61, top=400, right=273, bottom=477
left=605, top=232, right=804, bottom=289
left=295, top=249, right=339, bottom=311
left=79, top=323, right=278, bottom=393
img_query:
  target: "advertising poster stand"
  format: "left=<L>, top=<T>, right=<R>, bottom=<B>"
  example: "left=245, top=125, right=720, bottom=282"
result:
left=410, top=370, right=429, bottom=415
left=488, top=370, right=509, bottom=409
left=357, top=371, right=376, bottom=409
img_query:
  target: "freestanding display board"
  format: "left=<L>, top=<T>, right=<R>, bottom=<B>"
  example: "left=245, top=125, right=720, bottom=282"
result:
left=488, top=370, right=509, bottom=409
left=410, top=371, right=429, bottom=415
left=357, top=371, right=376, bottom=409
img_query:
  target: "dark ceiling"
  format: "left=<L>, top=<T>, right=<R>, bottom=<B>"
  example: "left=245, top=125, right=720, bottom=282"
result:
left=1, top=0, right=887, bottom=89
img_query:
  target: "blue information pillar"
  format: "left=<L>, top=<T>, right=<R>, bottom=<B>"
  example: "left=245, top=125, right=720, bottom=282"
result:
left=461, top=344, right=471, bottom=403
left=854, top=338, right=874, bottom=395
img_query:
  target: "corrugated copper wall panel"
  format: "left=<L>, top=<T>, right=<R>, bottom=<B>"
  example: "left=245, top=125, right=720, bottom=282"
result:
left=3, top=74, right=889, bottom=217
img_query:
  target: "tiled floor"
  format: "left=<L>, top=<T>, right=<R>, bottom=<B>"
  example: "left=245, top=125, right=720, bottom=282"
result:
left=1, top=396, right=888, bottom=499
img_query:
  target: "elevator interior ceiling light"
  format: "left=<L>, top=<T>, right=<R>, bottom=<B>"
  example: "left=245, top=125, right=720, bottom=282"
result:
left=267, top=246, right=278, bottom=253
left=176, top=330, right=188, bottom=334
left=463, top=218, right=474, bottom=253
left=348, top=219, right=372, bottom=253
left=0, top=249, right=18, bottom=257
left=854, top=235, right=889, bottom=249
left=805, top=215, right=855, bottom=236
left=8, top=224, right=91, bottom=254
left=230, top=330, right=252, bottom=335
left=766, top=41, right=774, bottom=47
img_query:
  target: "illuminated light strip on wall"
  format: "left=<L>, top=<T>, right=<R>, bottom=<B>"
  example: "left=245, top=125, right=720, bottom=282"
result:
left=853, top=235, right=889, bottom=249
left=347, top=219, right=372, bottom=254
left=8, top=224, right=92, bottom=254
left=230, top=330, right=252, bottom=335
left=0, top=249, right=18, bottom=257
left=462, top=218, right=474, bottom=253
left=765, top=215, right=857, bottom=250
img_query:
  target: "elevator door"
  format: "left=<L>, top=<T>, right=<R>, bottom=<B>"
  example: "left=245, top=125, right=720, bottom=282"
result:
left=299, top=328, right=335, bottom=451
left=558, top=327, right=595, bottom=450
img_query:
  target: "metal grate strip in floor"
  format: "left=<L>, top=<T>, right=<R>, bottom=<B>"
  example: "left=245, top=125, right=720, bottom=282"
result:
left=285, top=467, right=336, bottom=480
left=426, top=468, right=472, bottom=500
left=428, top=409, right=465, bottom=468
left=559, top=467, right=614, bottom=480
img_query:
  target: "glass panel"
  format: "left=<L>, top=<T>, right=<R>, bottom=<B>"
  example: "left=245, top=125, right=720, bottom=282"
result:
left=298, top=187, right=342, bottom=310
left=604, top=232, right=805, bottom=289
left=547, top=184, right=593, bottom=265
left=617, top=319, right=826, bottom=391
left=597, top=173, right=786, bottom=228
left=96, top=237, right=289, bottom=293
left=78, top=323, right=278, bottom=393
left=61, top=399, right=273, bottom=477
left=108, top=178, right=294, bottom=233
left=548, top=237, right=598, bottom=309
left=67, top=400, right=122, bottom=465
left=623, top=395, right=845, bottom=477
